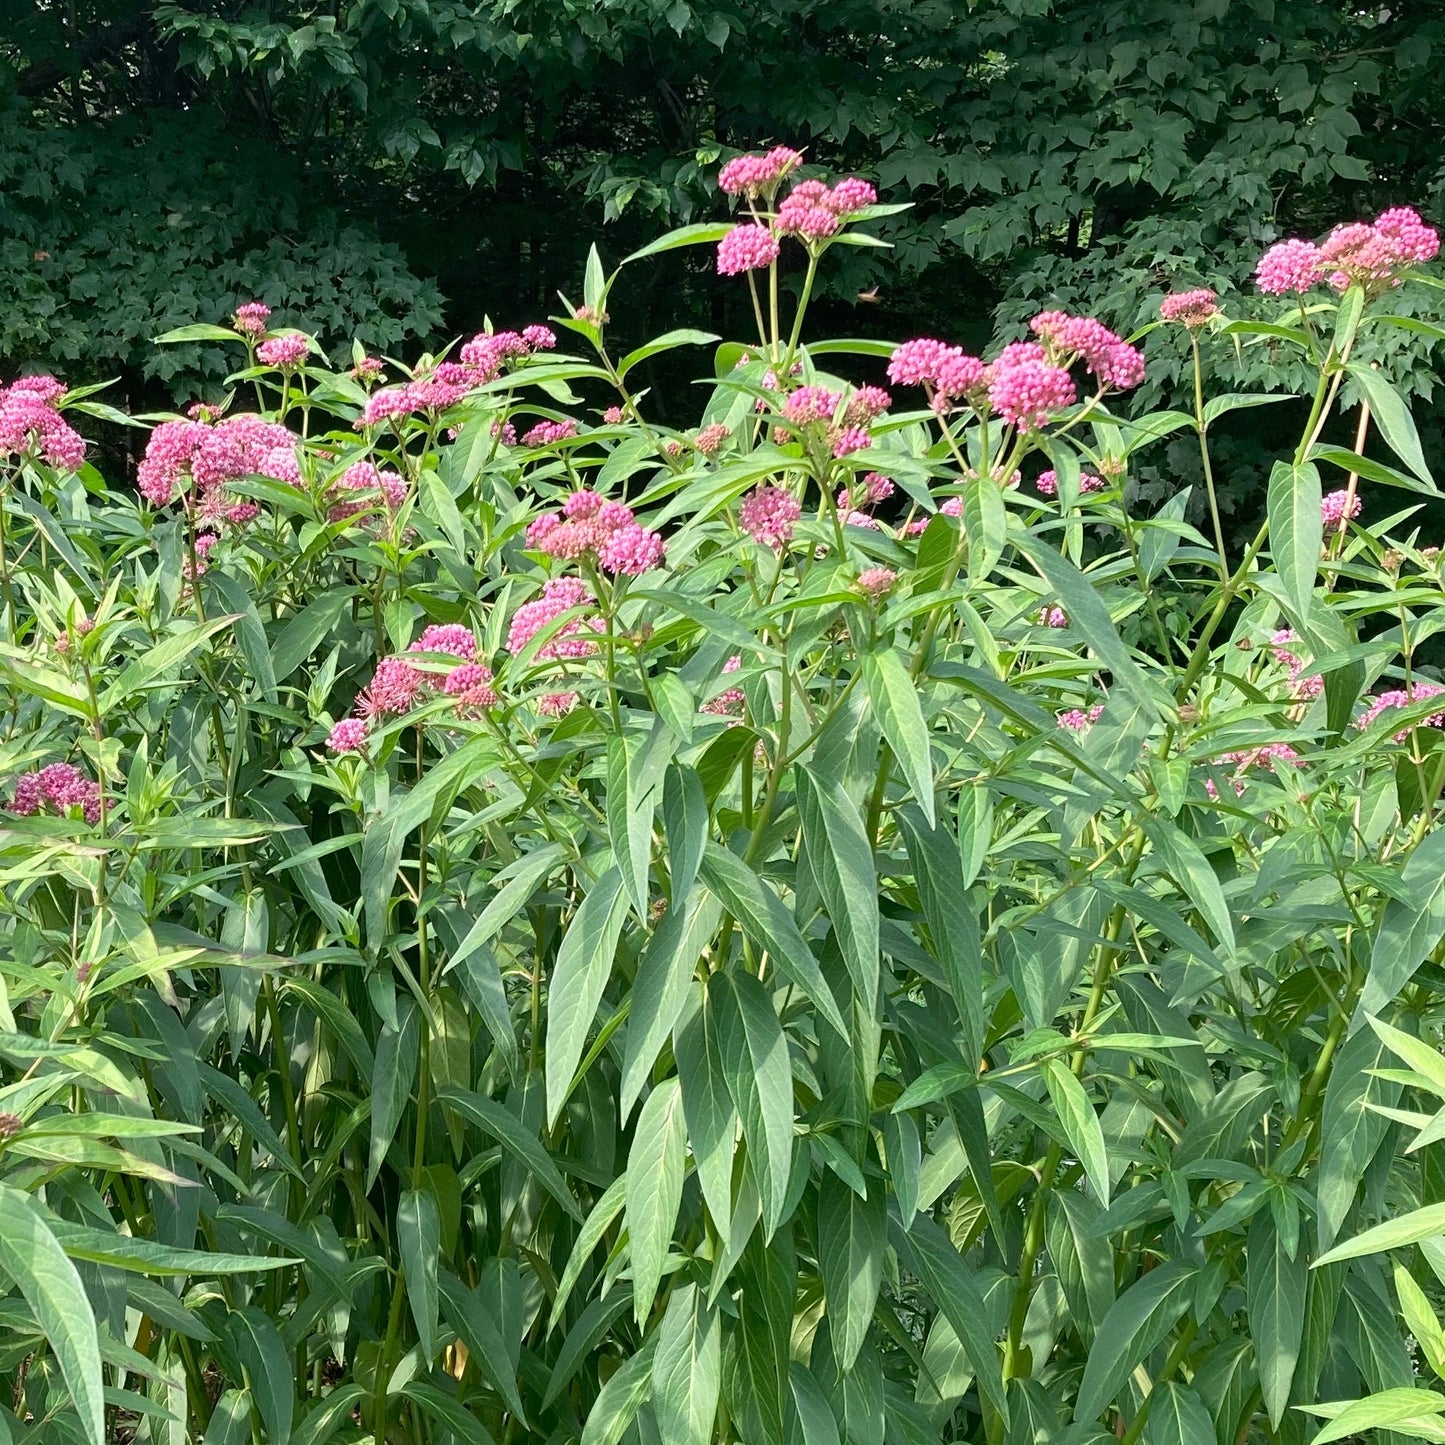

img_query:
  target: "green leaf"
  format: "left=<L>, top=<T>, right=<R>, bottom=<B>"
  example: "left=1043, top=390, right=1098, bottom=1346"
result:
left=621, top=890, right=721, bottom=1122
left=889, top=1212, right=1007, bottom=1423
left=817, top=1171, right=885, bottom=1372
left=154, top=323, right=243, bottom=344
left=623, top=222, right=734, bottom=264
left=545, top=866, right=631, bottom=1127
left=0, top=1185, right=105, bottom=1445
left=1348, top=363, right=1434, bottom=484
left=1267, top=459, right=1322, bottom=622
left=581, top=1339, right=657, bottom=1445
left=50, top=1220, right=295, bottom=1276
left=1302, top=1389, right=1445, bottom=1445
left=1143, top=1383, right=1216, bottom=1445
left=625, top=1078, right=688, bottom=1324
left=270, top=590, right=356, bottom=682
left=962, top=476, right=1005, bottom=580
left=1359, top=831, right=1445, bottom=1016
left=675, top=986, right=738, bottom=1237
left=1042, top=1059, right=1110, bottom=1205
left=399, top=1381, right=495, bottom=1443
left=711, top=968, right=793, bottom=1237
left=1074, top=1260, right=1195, bottom=1423
left=862, top=648, right=935, bottom=825
left=663, top=763, right=708, bottom=904
left=397, top=1189, right=440, bottom=1361
left=100, top=615, right=237, bottom=713
left=652, top=1283, right=722, bottom=1445
left=698, top=843, right=847, bottom=1039
left=1316, top=1200, right=1445, bottom=1265
left=368, top=1000, right=419, bottom=1189
left=439, top=1270, right=526, bottom=1419
left=620, top=329, right=721, bottom=378
left=1248, top=1211, right=1307, bottom=1426
left=230, top=1306, right=292, bottom=1444
left=435, top=1086, right=582, bottom=1220
left=1141, top=818, right=1235, bottom=956
left=787, top=1364, right=842, bottom=1445
left=548, top=1176, right=627, bottom=1330
left=798, top=765, right=879, bottom=1007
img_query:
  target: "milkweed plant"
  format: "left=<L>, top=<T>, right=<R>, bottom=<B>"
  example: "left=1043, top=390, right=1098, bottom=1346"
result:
left=3, top=150, right=1445, bottom=1445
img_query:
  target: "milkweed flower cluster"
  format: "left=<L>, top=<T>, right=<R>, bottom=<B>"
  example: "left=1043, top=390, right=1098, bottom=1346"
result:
left=1270, top=629, right=1324, bottom=702
left=1036, top=469, right=1106, bottom=496
left=989, top=352, right=1078, bottom=431
left=233, top=301, right=272, bottom=336
left=5, top=762, right=101, bottom=823
left=521, top=419, right=578, bottom=447
left=702, top=655, right=746, bottom=717
left=1257, top=209, right=1440, bottom=296
left=886, top=339, right=986, bottom=407
left=0, top=375, right=85, bottom=472
left=693, top=423, right=731, bottom=455
left=778, top=383, right=889, bottom=457
left=507, top=577, right=600, bottom=659
left=359, top=327, right=556, bottom=427
left=525, top=490, right=665, bottom=575
left=537, top=690, right=579, bottom=718
left=1159, top=289, right=1220, bottom=327
left=1204, top=742, right=1304, bottom=799
left=137, top=413, right=299, bottom=525
left=776, top=178, right=877, bottom=239
left=717, top=224, right=782, bottom=276
left=1030, top=311, right=1147, bottom=392
left=1356, top=682, right=1445, bottom=740
left=1321, top=489, right=1362, bottom=527
left=837, top=472, right=895, bottom=512
left=739, top=485, right=803, bottom=549
left=256, top=333, right=311, bottom=368
left=1038, top=606, right=1070, bottom=628
left=1058, top=705, right=1105, bottom=731
left=327, top=718, right=369, bottom=754
left=328, top=461, right=408, bottom=524
left=719, top=147, right=803, bottom=197
left=856, top=567, right=897, bottom=598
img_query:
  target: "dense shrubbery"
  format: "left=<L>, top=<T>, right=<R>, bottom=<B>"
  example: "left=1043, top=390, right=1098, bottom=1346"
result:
left=7, top=156, right=1445, bottom=1445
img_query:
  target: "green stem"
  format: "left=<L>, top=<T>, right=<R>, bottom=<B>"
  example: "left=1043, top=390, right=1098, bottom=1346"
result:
left=1190, top=335, right=1229, bottom=580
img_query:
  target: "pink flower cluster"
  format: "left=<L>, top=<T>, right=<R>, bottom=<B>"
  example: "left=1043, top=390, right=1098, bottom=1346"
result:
left=256, top=333, right=310, bottom=368
left=0, top=375, right=85, bottom=472
left=740, top=484, right=803, bottom=549
left=989, top=349, right=1078, bottom=431
left=328, top=460, right=408, bottom=523
left=522, top=419, right=578, bottom=447
left=7, top=762, right=101, bottom=823
left=1031, top=312, right=1147, bottom=391
left=234, top=302, right=272, bottom=337
left=538, top=690, right=579, bottom=718
left=1204, top=742, right=1304, bottom=799
left=1357, top=682, right=1445, bottom=740
left=1036, top=469, right=1106, bottom=497
left=694, top=423, right=731, bottom=455
left=1159, top=289, right=1219, bottom=326
left=1270, top=629, right=1323, bottom=702
left=1257, top=208, right=1439, bottom=295
left=719, top=147, right=804, bottom=197
left=331, top=624, right=499, bottom=748
left=138, top=413, right=299, bottom=524
left=359, top=328, right=555, bottom=427
left=902, top=495, right=963, bottom=537
left=887, top=339, right=986, bottom=404
left=717, top=224, right=781, bottom=276
left=776, top=178, right=878, bottom=239
left=702, top=655, right=746, bottom=717
left=837, top=471, right=895, bottom=511
left=1058, top=705, right=1105, bottom=731
left=508, top=576, right=600, bottom=659
left=525, top=490, right=665, bottom=575
left=1321, top=488, right=1361, bottom=528
left=779, top=384, right=889, bottom=456
left=1038, top=606, right=1069, bottom=628
left=856, top=567, right=897, bottom=598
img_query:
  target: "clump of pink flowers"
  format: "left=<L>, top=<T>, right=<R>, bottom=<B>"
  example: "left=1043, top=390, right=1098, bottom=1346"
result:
left=233, top=302, right=272, bottom=336
left=1030, top=311, right=1147, bottom=392
left=0, top=375, right=85, bottom=472
left=739, top=485, right=803, bottom=549
left=538, top=691, right=579, bottom=718
left=525, top=490, right=665, bottom=576
left=778, top=383, right=889, bottom=457
left=256, top=333, right=310, bottom=368
left=6, top=762, right=101, bottom=823
left=443, top=663, right=500, bottom=714
left=138, top=413, right=300, bottom=524
left=328, top=461, right=408, bottom=524
left=856, top=567, right=897, bottom=598
left=1270, top=629, right=1323, bottom=702
left=508, top=577, right=600, bottom=659
left=1159, top=289, right=1220, bottom=326
left=328, top=718, right=369, bottom=754
left=776, top=177, right=878, bottom=239
left=1357, top=682, right=1445, bottom=740
left=1204, top=742, right=1304, bottom=799
left=521, top=419, right=578, bottom=447
left=1058, top=705, right=1105, bottom=732
left=694, top=423, right=731, bottom=455
left=1321, top=488, right=1362, bottom=528
left=1036, top=469, right=1106, bottom=497
left=1257, top=208, right=1439, bottom=296
left=886, top=339, right=986, bottom=409
left=702, top=655, right=747, bottom=717
left=1038, top=606, right=1069, bottom=628
left=717, top=224, right=782, bottom=276
left=719, top=147, right=803, bottom=198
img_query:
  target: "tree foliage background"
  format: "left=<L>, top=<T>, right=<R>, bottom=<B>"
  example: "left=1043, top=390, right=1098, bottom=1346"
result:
left=7, top=0, right=1445, bottom=514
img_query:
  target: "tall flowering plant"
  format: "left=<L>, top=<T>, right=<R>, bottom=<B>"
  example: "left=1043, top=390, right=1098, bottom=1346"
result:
left=2, top=162, right=1445, bottom=1445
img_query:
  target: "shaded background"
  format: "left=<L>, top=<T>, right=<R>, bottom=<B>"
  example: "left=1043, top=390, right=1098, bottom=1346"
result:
left=7, top=0, right=1445, bottom=523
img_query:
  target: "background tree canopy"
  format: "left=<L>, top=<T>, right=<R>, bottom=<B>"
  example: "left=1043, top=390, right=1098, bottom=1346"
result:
left=6, top=0, right=1445, bottom=516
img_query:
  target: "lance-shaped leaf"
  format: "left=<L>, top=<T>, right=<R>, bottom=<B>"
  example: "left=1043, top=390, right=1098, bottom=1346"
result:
left=675, top=986, right=739, bottom=1237
left=1248, top=1211, right=1307, bottom=1426
left=1267, top=459, right=1322, bottom=621
left=625, top=1078, right=688, bottom=1324
left=546, top=865, right=631, bottom=1126
left=397, top=1189, right=440, bottom=1361
left=798, top=765, right=879, bottom=1007
left=652, top=1284, right=722, bottom=1445
left=862, top=648, right=935, bottom=825
left=1043, top=1059, right=1110, bottom=1206
left=817, top=1170, right=885, bottom=1371
left=1358, top=830, right=1445, bottom=1018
